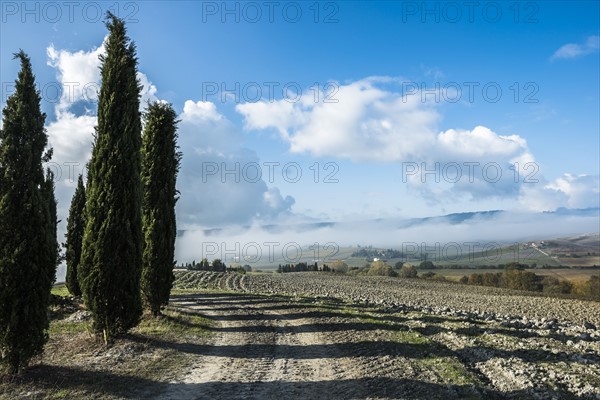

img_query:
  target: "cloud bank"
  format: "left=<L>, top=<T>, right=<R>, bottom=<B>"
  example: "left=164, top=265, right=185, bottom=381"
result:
left=175, top=210, right=600, bottom=265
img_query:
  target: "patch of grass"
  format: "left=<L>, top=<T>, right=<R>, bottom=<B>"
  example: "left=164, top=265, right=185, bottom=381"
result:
left=135, top=308, right=211, bottom=339
left=394, top=330, right=430, bottom=345
left=420, top=356, right=481, bottom=385
left=48, top=320, right=90, bottom=336
left=309, top=306, right=378, bottom=323
left=45, top=389, right=72, bottom=399
left=51, top=284, right=69, bottom=297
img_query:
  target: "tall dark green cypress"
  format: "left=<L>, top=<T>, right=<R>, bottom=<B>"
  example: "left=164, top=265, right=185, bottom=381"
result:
left=79, top=13, right=143, bottom=342
left=43, top=168, right=59, bottom=293
left=141, top=102, right=181, bottom=316
left=0, top=51, right=58, bottom=374
left=65, top=175, right=86, bottom=296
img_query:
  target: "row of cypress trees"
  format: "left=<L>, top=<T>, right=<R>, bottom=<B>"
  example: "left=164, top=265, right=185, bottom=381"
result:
left=1, top=12, right=180, bottom=373
left=69, top=13, right=181, bottom=341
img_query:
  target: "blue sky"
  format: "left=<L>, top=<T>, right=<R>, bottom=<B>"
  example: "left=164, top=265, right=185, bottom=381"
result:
left=1, top=1, right=599, bottom=263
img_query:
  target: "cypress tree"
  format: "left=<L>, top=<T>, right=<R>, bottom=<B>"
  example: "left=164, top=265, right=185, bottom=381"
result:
left=141, top=102, right=180, bottom=316
left=43, top=168, right=59, bottom=293
left=65, top=174, right=86, bottom=296
left=79, top=12, right=143, bottom=343
left=0, top=51, right=58, bottom=374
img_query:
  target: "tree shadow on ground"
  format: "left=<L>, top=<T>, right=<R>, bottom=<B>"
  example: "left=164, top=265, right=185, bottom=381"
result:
left=192, top=310, right=368, bottom=322
left=455, top=345, right=600, bottom=365
left=169, top=294, right=594, bottom=357
left=126, top=335, right=452, bottom=360
left=7, top=364, right=168, bottom=398
left=11, top=365, right=585, bottom=400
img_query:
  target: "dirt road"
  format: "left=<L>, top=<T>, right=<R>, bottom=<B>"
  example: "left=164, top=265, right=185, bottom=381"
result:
left=159, top=293, right=355, bottom=399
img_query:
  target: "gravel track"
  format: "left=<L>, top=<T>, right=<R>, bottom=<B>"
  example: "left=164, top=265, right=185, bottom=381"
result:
left=158, top=294, right=341, bottom=399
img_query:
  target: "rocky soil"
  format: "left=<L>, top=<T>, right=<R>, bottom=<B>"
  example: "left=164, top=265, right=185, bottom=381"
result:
left=170, top=270, right=600, bottom=399
left=174, top=271, right=600, bottom=330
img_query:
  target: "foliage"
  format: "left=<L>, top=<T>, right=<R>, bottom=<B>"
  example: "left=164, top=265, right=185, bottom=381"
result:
left=65, top=175, right=86, bottom=296
left=227, top=266, right=247, bottom=274
left=503, top=268, right=541, bottom=291
left=368, top=260, right=397, bottom=277
left=541, top=276, right=573, bottom=295
left=482, top=272, right=503, bottom=287
left=574, top=275, right=600, bottom=300
left=276, top=262, right=319, bottom=273
left=398, top=264, right=418, bottom=278
left=79, top=13, right=143, bottom=342
left=467, top=273, right=484, bottom=285
left=141, top=102, right=180, bottom=316
left=458, top=267, right=598, bottom=299
left=184, top=258, right=229, bottom=272
left=330, top=260, right=349, bottom=273
left=0, top=51, right=58, bottom=373
left=351, top=247, right=404, bottom=260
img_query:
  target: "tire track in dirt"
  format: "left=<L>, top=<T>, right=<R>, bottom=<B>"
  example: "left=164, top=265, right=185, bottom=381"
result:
left=156, top=294, right=350, bottom=400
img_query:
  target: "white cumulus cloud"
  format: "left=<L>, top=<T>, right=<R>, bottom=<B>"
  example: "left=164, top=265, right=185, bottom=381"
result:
left=176, top=101, right=295, bottom=227
left=47, top=41, right=105, bottom=112
left=237, top=77, right=440, bottom=162
left=551, top=35, right=600, bottom=61
left=236, top=78, right=535, bottom=166
left=519, top=174, right=600, bottom=212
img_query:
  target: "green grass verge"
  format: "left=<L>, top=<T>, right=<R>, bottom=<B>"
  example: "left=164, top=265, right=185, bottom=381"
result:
left=51, top=283, right=70, bottom=297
